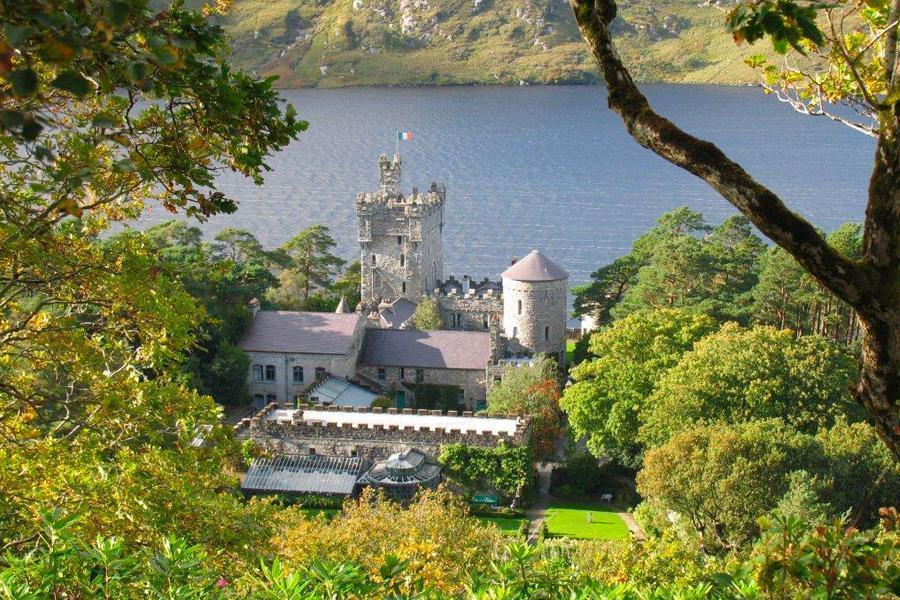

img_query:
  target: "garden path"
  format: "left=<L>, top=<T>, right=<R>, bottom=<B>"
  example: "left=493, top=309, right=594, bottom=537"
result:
left=525, top=464, right=552, bottom=545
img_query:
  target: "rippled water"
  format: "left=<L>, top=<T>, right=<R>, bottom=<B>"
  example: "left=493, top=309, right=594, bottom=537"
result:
left=132, top=85, right=875, bottom=285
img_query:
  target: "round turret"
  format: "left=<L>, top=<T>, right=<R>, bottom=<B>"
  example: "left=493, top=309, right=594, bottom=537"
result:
left=501, top=250, right=569, bottom=366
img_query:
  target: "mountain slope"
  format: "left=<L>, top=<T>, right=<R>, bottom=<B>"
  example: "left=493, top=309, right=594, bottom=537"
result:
left=212, top=0, right=766, bottom=86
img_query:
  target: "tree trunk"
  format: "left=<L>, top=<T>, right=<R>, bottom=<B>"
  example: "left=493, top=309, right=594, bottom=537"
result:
left=570, top=0, right=899, bottom=459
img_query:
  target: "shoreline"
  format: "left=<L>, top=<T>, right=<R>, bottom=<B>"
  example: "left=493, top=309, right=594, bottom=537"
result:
left=268, top=80, right=761, bottom=90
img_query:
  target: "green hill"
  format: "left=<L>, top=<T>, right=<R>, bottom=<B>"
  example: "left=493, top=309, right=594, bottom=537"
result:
left=210, top=0, right=768, bottom=86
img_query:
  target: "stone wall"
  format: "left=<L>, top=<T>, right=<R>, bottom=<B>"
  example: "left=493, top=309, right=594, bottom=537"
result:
left=357, top=154, right=444, bottom=306
left=501, top=277, right=568, bottom=366
left=246, top=317, right=366, bottom=406
left=436, top=294, right=502, bottom=332
left=236, top=404, right=531, bottom=462
left=356, top=364, right=487, bottom=410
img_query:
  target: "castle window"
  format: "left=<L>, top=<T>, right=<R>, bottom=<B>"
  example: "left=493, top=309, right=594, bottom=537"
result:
left=415, top=368, right=424, bottom=383
left=397, top=235, right=402, bottom=245
left=264, top=365, right=276, bottom=381
left=517, top=299, right=522, bottom=315
left=308, top=447, right=316, bottom=456
left=292, top=366, right=304, bottom=383
left=252, top=364, right=263, bottom=381
left=513, top=327, right=518, bottom=338
left=371, top=254, right=376, bottom=265
left=400, top=367, right=405, bottom=379
left=483, top=315, right=489, bottom=329
left=377, top=368, right=386, bottom=382
left=400, top=254, right=405, bottom=267
left=544, top=326, right=550, bottom=341
left=402, top=282, right=407, bottom=294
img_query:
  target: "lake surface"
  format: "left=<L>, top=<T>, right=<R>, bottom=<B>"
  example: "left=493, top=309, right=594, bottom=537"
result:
left=132, top=85, right=875, bottom=285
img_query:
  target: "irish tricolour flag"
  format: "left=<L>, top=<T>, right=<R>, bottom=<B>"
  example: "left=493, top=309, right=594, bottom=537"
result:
left=397, top=130, right=413, bottom=141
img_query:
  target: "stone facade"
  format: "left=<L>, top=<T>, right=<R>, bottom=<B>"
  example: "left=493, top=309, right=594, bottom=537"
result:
left=237, top=403, right=530, bottom=462
left=502, top=277, right=568, bottom=366
left=434, top=276, right=503, bottom=331
left=245, top=317, right=366, bottom=407
left=357, top=154, right=444, bottom=306
left=356, top=363, right=488, bottom=411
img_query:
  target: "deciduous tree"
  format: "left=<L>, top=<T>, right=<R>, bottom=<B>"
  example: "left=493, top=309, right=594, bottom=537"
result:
left=569, top=0, right=900, bottom=458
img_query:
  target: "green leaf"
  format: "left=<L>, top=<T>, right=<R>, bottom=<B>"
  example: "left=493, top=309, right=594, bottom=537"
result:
left=8, top=68, right=37, bottom=96
left=51, top=70, right=93, bottom=97
left=151, top=46, right=178, bottom=66
left=92, top=113, right=118, bottom=128
left=106, top=0, right=132, bottom=26
left=126, top=60, right=148, bottom=82
left=3, top=23, right=32, bottom=47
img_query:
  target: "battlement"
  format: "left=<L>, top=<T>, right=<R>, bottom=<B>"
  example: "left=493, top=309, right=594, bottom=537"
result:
left=435, top=275, right=502, bottom=300
left=236, top=402, right=531, bottom=458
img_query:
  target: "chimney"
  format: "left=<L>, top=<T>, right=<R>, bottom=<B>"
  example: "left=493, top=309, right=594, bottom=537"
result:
left=510, top=257, right=518, bottom=266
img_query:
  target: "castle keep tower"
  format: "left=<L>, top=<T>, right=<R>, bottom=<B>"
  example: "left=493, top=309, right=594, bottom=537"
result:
left=501, top=250, right=569, bottom=366
left=357, top=154, right=445, bottom=306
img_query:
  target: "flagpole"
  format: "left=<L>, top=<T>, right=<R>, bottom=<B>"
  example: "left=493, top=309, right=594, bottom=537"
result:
left=395, top=130, right=399, bottom=156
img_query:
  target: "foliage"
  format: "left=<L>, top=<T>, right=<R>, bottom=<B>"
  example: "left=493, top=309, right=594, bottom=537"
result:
left=741, top=510, right=900, bottom=598
left=637, top=420, right=828, bottom=552
left=370, top=395, right=393, bottom=409
left=331, top=260, right=362, bottom=309
left=638, top=417, right=898, bottom=552
left=485, top=356, right=561, bottom=461
left=561, top=308, right=718, bottom=468
left=573, top=209, right=764, bottom=326
left=439, top=443, right=532, bottom=501
left=267, top=225, right=346, bottom=310
left=551, top=452, right=605, bottom=495
left=543, top=532, right=710, bottom=590
left=410, top=296, right=445, bottom=330
left=736, top=1, right=892, bottom=135
left=752, top=224, right=864, bottom=345
left=639, top=324, right=860, bottom=447
left=138, top=221, right=282, bottom=405
left=402, top=382, right=462, bottom=411
left=0, top=0, right=300, bottom=576
left=274, top=487, right=504, bottom=595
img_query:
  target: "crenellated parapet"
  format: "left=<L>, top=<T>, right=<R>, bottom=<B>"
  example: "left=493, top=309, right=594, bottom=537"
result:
left=237, top=402, right=531, bottom=460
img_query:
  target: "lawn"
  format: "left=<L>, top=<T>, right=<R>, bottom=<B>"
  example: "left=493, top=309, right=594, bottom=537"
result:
left=544, top=500, right=630, bottom=540
left=566, top=340, right=576, bottom=364
left=475, top=516, right=527, bottom=537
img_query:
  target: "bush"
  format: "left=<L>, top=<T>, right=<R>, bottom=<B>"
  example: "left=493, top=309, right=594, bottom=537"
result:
left=440, top=443, right=532, bottom=502
left=403, top=382, right=461, bottom=411
left=370, top=395, right=392, bottom=409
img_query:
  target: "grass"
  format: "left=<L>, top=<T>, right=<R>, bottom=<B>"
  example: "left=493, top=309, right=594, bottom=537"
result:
left=475, top=516, right=527, bottom=537
left=566, top=340, right=576, bottom=365
left=544, top=500, right=630, bottom=540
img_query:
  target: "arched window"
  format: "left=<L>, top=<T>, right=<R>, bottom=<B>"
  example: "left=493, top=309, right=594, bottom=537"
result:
left=252, top=364, right=263, bottom=381
left=517, top=299, right=522, bottom=315
left=371, top=254, right=376, bottom=265
left=544, top=326, right=550, bottom=341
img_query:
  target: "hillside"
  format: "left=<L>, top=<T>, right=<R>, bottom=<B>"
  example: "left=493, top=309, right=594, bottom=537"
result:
left=209, top=0, right=769, bottom=87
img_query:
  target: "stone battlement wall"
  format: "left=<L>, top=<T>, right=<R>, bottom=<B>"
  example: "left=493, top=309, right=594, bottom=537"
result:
left=235, top=403, right=531, bottom=460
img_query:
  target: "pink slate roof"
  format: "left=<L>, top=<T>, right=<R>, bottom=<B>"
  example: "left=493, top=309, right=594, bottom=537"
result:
left=501, top=250, right=568, bottom=282
left=239, top=311, right=360, bottom=355
left=360, top=329, right=491, bottom=370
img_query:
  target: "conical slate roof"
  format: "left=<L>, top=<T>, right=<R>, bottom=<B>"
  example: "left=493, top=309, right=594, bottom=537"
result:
left=501, top=250, right=568, bottom=282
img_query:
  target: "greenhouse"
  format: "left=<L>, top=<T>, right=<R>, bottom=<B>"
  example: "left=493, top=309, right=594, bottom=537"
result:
left=242, top=454, right=370, bottom=497
left=359, top=447, right=442, bottom=502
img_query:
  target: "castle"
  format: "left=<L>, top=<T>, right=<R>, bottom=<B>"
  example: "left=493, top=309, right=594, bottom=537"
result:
left=357, top=154, right=569, bottom=368
left=239, top=154, right=569, bottom=414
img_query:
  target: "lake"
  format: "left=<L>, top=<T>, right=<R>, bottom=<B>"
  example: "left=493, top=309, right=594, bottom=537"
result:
left=132, top=85, right=875, bottom=285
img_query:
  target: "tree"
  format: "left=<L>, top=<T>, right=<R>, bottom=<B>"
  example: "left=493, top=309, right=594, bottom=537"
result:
left=267, top=225, right=346, bottom=310
left=753, top=224, right=864, bottom=345
left=275, top=488, right=503, bottom=596
left=637, top=420, right=828, bottom=552
left=561, top=309, right=718, bottom=468
left=410, top=296, right=444, bottom=330
left=0, top=0, right=301, bottom=565
left=569, top=0, right=899, bottom=458
left=640, top=324, right=860, bottom=447
left=331, top=260, right=362, bottom=309
left=485, top=355, right=561, bottom=460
